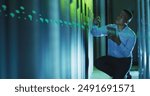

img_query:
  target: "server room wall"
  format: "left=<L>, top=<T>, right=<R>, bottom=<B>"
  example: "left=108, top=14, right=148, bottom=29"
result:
left=0, top=0, right=94, bottom=79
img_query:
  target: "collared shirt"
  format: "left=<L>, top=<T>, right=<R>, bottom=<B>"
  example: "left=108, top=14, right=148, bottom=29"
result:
left=91, top=24, right=136, bottom=58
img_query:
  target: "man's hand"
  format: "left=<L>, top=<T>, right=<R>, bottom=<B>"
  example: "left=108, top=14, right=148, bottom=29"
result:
left=107, top=27, right=121, bottom=45
left=93, top=16, right=101, bottom=27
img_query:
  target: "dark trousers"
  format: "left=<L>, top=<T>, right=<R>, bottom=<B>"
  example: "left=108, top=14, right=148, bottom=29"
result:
left=94, top=56, right=132, bottom=79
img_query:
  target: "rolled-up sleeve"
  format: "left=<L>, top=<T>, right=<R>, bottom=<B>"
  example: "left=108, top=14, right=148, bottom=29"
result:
left=91, top=25, right=107, bottom=37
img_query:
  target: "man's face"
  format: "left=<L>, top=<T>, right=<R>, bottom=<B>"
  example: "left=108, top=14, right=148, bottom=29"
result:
left=115, top=11, right=128, bottom=25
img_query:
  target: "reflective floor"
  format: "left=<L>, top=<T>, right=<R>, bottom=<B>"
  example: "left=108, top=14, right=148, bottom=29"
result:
left=91, top=67, right=112, bottom=79
left=130, top=71, right=139, bottom=79
left=91, top=66, right=139, bottom=79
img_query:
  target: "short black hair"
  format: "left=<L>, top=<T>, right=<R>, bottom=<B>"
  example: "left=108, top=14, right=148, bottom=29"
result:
left=123, top=9, right=133, bottom=22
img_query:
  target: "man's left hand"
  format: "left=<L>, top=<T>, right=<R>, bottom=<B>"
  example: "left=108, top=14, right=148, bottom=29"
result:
left=108, top=33, right=121, bottom=45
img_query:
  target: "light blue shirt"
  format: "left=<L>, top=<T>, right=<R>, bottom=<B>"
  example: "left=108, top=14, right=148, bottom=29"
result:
left=91, top=24, right=136, bottom=58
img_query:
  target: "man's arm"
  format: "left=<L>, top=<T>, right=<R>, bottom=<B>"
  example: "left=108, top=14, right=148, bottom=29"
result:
left=91, top=17, right=108, bottom=37
left=91, top=25, right=107, bottom=37
left=118, top=35, right=136, bottom=57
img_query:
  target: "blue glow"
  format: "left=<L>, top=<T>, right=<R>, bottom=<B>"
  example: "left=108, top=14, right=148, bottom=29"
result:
left=15, top=10, right=20, bottom=14
left=20, top=6, right=25, bottom=10
left=10, top=13, right=15, bottom=18
left=0, top=4, right=91, bottom=29
left=28, top=15, right=32, bottom=21
left=2, top=5, right=7, bottom=10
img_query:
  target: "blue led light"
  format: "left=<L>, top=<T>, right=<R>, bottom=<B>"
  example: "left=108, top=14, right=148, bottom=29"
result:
left=10, top=13, right=15, bottom=18
left=2, top=5, right=7, bottom=11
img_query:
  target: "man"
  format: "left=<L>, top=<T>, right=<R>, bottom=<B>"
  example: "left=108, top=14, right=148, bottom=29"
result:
left=91, top=9, right=136, bottom=79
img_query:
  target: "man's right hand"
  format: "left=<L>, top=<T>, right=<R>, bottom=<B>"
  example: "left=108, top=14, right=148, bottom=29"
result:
left=93, top=16, right=101, bottom=27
